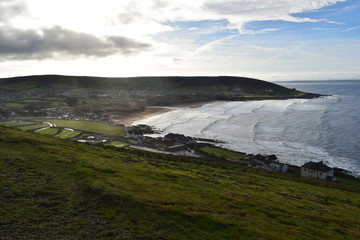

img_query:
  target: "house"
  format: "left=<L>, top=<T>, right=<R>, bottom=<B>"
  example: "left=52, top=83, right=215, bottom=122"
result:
left=248, top=160, right=288, bottom=173
left=164, top=133, right=195, bottom=144
left=301, top=161, right=335, bottom=181
left=126, top=125, right=154, bottom=138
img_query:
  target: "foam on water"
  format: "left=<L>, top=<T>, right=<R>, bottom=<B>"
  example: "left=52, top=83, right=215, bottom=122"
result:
left=134, top=90, right=360, bottom=176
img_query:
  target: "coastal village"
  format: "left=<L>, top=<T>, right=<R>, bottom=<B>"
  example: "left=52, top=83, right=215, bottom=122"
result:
left=0, top=117, right=339, bottom=181
left=0, top=76, right=350, bottom=181
left=1, top=76, right=359, bottom=239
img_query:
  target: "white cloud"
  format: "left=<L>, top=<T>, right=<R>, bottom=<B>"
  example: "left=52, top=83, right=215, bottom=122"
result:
left=343, top=25, right=360, bottom=32
left=9, top=0, right=346, bottom=36
left=0, top=0, right=358, bottom=80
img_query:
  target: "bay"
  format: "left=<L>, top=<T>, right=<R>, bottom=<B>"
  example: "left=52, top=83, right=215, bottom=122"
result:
left=134, top=81, right=360, bottom=176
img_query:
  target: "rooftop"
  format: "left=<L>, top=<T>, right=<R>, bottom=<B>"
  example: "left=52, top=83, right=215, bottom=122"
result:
left=302, top=161, right=332, bottom=172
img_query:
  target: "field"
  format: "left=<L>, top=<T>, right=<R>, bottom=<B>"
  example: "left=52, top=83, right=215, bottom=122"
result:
left=20, top=99, right=43, bottom=103
left=108, top=141, right=128, bottom=147
left=4, top=103, right=25, bottom=108
left=23, top=119, right=125, bottom=136
left=200, top=145, right=246, bottom=161
left=56, top=129, right=81, bottom=139
left=1, top=126, right=359, bottom=240
left=36, top=127, right=59, bottom=135
left=0, top=121, right=33, bottom=127
left=17, top=124, right=49, bottom=131
left=0, top=81, right=39, bottom=91
left=243, top=91, right=307, bottom=98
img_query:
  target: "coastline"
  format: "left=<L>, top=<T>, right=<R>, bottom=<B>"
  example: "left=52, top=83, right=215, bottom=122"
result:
left=116, top=95, right=359, bottom=176
left=112, top=100, right=217, bottom=126
left=111, top=93, right=324, bottom=127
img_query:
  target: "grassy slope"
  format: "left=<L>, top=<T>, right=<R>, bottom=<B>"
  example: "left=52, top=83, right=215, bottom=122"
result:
left=0, top=75, right=312, bottom=97
left=1, top=126, right=359, bottom=240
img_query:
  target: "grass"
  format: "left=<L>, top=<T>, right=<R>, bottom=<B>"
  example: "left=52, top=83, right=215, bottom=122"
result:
left=57, top=129, right=77, bottom=138
left=21, top=119, right=125, bottom=136
left=0, top=81, right=38, bottom=91
left=36, top=127, right=59, bottom=135
left=51, top=102, right=66, bottom=106
left=109, top=141, right=128, bottom=147
left=65, top=131, right=81, bottom=138
left=20, top=99, right=43, bottom=103
left=243, top=91, right=307, bottom=99
left=335, top=176, right=360, bottom=187
left=200, top=146, right=246, bottom=161
left=4, top=103, right=25, bottom=108
left=1, top=126, right=359, bottom=239
left=0, top=75, right=315, bottom=99
left=13, top=97, right=66, bottom=106
left=17, top=124, right=49, bottom=131
left=61, top=130, right=81, bottom=139
left=0, top=121, right=33, bottom=127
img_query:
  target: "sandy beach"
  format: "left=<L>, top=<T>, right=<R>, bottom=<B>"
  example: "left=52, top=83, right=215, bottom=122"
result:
left=112, top=101, right=217, bottom=126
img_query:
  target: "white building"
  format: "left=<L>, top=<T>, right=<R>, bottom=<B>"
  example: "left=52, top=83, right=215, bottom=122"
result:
left=301, top=161, right=335, bottom=181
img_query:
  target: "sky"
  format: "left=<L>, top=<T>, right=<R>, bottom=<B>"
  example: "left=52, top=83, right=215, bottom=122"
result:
left=0, top=0, right=359, bottom=81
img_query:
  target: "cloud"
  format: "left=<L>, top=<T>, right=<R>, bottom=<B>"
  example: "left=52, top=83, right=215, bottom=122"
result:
left=3, top=1, right=346, bottom=39
left=0, top=0, right=26, bottom=23
left=118, top=1, right=143, bottom=24
left=203, top=0, right=346, bottom=30
left=104, top=0, right=347, bottom=38
left=0, top=26, right=151, bottom=60
left=1, top=0, right=356, bottom=80
left=343, top=25, right=360, bottom=32
left=107, top=36, right=151, bottom=54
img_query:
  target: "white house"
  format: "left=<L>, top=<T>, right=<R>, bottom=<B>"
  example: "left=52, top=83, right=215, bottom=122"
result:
left=301, top=161, right=335, bottom=181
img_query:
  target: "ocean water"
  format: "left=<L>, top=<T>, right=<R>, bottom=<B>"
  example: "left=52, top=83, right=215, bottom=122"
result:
left=133, top=81, right=360, bottom=176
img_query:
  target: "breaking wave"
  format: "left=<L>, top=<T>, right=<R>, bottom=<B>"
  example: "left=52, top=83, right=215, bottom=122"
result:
left=134, top=86, right=360, bottom=176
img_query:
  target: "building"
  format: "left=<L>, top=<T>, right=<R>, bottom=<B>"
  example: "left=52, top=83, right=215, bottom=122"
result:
left=248, top=160, right=288, bottom=173
left=301, top=161, right=335, bottom=181
left=164, top=133, right=194, bottom=144
left=126, top=125, right=154, bottom=137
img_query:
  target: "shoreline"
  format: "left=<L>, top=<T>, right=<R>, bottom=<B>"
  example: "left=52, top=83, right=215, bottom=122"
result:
left=112, top=100, right=217, bottom=126
left=111, top=96, right=359, bottom=177
left=111, top=94, right=325, bottom=127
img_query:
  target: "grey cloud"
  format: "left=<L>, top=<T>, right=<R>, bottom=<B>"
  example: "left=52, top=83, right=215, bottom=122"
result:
left=118, top=11, right=142, bottom=24
left=107, top=36, right=151, bottom=55
left=118, top=1, right=143, bottom=24
left=203, top=0, right=342, bottom=18
left=152, top=0, right=169, bottom=10
left=0, top=0, right=27, bottom=22
left=118, top=0, right=168, bottom=24
left=204, top=1, right=283, bottom=15
left=0, top=26, right=151, bottom=60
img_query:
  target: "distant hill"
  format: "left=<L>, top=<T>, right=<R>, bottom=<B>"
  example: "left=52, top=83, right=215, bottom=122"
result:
left=0, top=75, right=322, bottom=122
left=0, top=126, right=359, bottom=239
left=0, top=75, right=319, bottom=98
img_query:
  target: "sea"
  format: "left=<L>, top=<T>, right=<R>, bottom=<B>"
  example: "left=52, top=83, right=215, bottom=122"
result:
left=133, top=81, right=360, bottom=176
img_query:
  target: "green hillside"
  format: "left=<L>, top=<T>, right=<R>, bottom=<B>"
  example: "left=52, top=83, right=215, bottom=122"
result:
left=1, top=126, right=359, bottom=239
left=0, top=75, right=316, bottom=97
left=0, top=75, right=321, bottom=123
